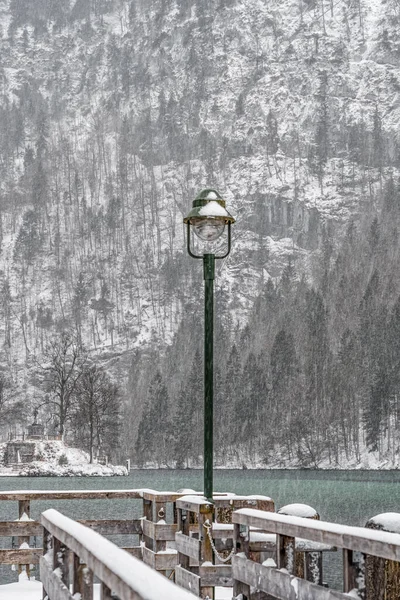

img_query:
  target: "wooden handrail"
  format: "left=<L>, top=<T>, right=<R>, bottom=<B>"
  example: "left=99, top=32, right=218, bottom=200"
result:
left=232, top=509, right=400, bottom=599
left=233, top=508, right=400, bottom=562
left=40, top=509, right=194, bottom=600
left=0, top=489, right=153, bottom=501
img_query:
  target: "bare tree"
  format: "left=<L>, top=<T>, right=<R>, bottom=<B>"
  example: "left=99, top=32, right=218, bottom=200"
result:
left=0, top=374, right=23, bottom=435
left=40, top=331, right=87, bottom=436
left=71, top=364, right=121, bottom=462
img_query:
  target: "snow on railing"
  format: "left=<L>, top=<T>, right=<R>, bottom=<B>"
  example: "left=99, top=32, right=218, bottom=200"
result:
left=40, top=508, right=195, bottom=600
left=232, top=509, right=400, bottom=599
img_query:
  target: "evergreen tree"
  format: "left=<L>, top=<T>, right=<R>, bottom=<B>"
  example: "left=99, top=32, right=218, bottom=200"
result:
left=173, top=350, right=202, bottom=467
left=314, top=70, right=329, bottom=173
left=372, top=105, right=383, bottom=171
left=266, top=110, right=279, bottom=156
left=135, top=371, right=170, bottom=467
left=216, top=344, right=240, bottom=452
left=235, top=353, right=259, bottom=450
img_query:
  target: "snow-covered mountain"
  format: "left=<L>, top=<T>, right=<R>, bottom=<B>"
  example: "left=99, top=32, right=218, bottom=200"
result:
left=0, top=0, right=399, bottom=463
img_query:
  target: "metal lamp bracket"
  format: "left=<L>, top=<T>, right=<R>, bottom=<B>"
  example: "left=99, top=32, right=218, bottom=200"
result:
left=186, top=222, right=232, bottom=260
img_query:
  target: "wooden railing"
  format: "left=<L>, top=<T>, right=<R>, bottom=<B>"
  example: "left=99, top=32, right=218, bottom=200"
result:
left=40, top=508, right=195, bottom=600
left=2, top=490, right=400, bottom=598
left=174, top=494, right=275, bottom=598
left=0, top=489, right=150, bottom=575
left=232, top=508, right=400, bottom=599
left=0, top=488, right=274, bottom=582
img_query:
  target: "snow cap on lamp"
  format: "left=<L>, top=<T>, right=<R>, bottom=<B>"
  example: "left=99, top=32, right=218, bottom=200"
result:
left=183, top=189, right=235, bottom=242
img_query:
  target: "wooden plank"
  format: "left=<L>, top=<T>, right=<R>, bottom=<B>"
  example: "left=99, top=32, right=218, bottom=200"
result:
left=77, top=519, right=142, bottom=535
left=233, top=510, right=400, bottom=562
left=143, top=491, right=183, bottom=503
left=198, top=565, right=232, bottom=587
left=142, top=519, right=156, bottom=541
left=155, top=551, right=178, bottom=571
left=175, top=565, right=200, bottom=596
left=0, top=490, right=143, bottom=501
left=175, top=532, right=201, bottom=561
left=142, top=546, right=178, bottom=571
left=40, top=556, right=75, bottom=600
left=232, top=554, right=351, bottom=600
left=0, top=521, right=42, bottom=536
left=211, top=525, right=233, bottom=539
left=0, top=519, right=141, bottom=538
left=141, top=491, right=228, bottom=503
left=142, top=546, right=155, bottom=569
left=0, top=548, right=42, bottom=564
left=122, top=547, right=142, bottom=559
left=214, top=497, right=275, bottom=512
left=142, top=519, right=177, bottom=541
left=176, top=498, right=213, bottom=513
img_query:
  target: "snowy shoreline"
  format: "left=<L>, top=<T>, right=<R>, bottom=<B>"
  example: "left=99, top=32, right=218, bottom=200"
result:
left=0, top=440, right=128, bottom=477
left=132, top=450, right=400, bottom=471
left=131, top=465, right=400, bottom=471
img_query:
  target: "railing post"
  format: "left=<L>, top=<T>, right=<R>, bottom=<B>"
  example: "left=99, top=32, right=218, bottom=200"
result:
left=177, top=508, right=190, bottom=571
left=75, top=562, right=94, bottom=599
left=42, top=527, right=51, bottom=600
left=278, top=503, right=323, bottom=585
left=72, top=552, right=80, bottom=595
left=343, top=549, right=366, bottom=598
left=155, top=500, right=167, bottom=575
left=18, top=498, right=30, bottom=577
left=365, top=513, right=400, bottom=600
left=343, top=548, right=357, bottom=592
left=233, top=522, right=250, bottom=600
left=101, top=582, right=113, bottom=599
left=142, top=498, right=154, bottom=550
left=53, top=536, right=69, bottom=585
left=276, top=534, right=296, bottom=574
left=305, top=551, right=323, bottom=585
left=198, top=503, right=214, bottom=599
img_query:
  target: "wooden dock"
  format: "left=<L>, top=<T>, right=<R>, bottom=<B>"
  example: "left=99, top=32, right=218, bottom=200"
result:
left=0, top=488, right=399, bottom=599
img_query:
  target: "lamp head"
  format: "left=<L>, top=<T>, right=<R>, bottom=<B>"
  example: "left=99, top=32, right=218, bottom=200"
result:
left=183, top=189, right=235, bottom=242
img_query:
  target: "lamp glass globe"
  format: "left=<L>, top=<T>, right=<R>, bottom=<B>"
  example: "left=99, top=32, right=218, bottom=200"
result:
left=192, top=219, right=225, bottom=241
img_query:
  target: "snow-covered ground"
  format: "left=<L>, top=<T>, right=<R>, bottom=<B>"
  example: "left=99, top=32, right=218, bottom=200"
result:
left=0, top=440, right=128, bottom=477
left=0, top=573, right=42, bottom=600
left=135, top=440, right=400, bottom=470
left=0, top=574, right=232, bottom=600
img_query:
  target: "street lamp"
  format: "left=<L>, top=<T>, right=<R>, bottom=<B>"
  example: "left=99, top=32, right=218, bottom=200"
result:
left=184, top=189, right=235, bottom=502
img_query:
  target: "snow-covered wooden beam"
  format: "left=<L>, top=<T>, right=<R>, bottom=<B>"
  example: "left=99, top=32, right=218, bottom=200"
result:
left=233, top=509, right=400, bottom=562
left=232, top=553, right=348, bottom=600
left=0, top=489, right=147, bottom=501
left=40, top=508, right=196, bottom=600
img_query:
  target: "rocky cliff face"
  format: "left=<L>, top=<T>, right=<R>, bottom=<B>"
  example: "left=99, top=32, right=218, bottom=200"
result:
left=0, top=0, right=398, bottom=453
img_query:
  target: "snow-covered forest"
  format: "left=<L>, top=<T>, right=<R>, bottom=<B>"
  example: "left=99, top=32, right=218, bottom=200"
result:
left=1, top=0, right=400, bottom=467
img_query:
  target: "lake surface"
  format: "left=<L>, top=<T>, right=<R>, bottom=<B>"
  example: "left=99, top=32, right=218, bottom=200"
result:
left=1, top=469, right=400, bottom=586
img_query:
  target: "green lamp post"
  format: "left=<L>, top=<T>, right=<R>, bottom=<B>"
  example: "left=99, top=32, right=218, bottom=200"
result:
left=184, top=189, right=235, bottom=503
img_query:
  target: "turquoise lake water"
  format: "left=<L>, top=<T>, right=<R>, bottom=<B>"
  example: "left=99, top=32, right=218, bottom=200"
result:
left=0, top=469, right=399, bottom=586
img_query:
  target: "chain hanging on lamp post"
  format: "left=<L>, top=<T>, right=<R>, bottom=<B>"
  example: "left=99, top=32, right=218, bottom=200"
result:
left=184, top=189, right=235, bottom=503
